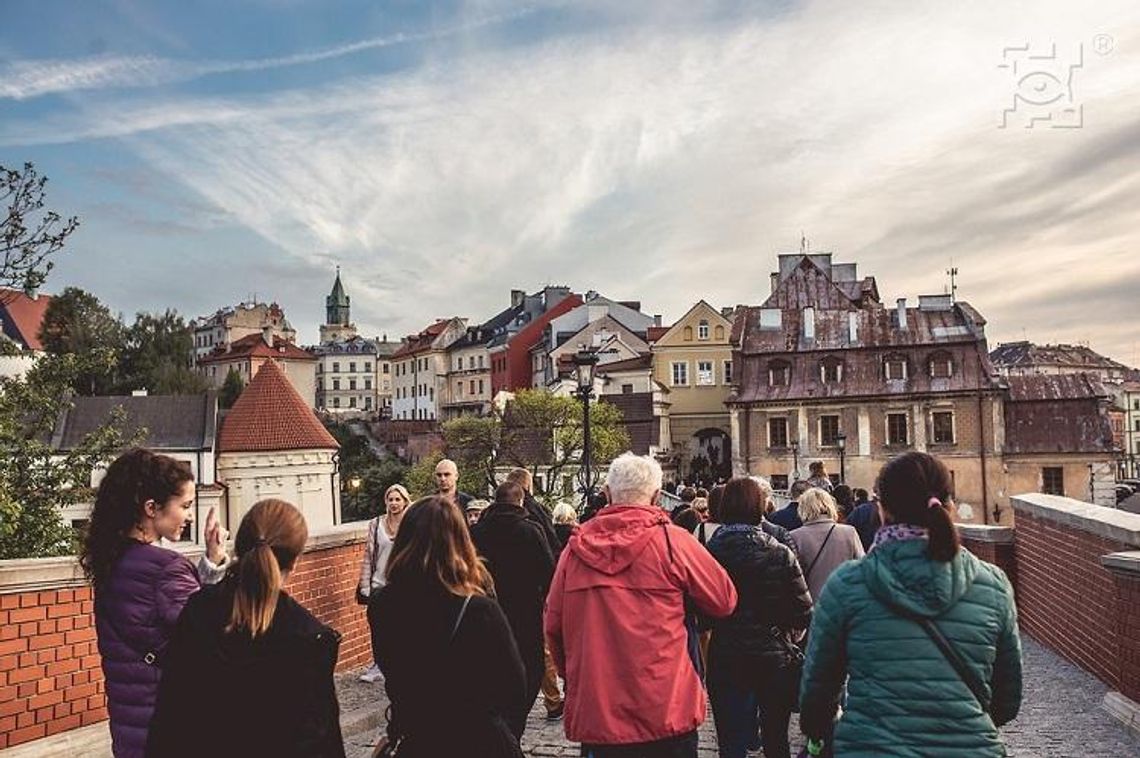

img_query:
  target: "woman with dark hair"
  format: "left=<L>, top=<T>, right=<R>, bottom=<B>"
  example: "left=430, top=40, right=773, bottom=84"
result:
left=800, top=452, right=1022, bottom=757
left=705, top=477, right=813, bottom=758
left=146, top=499, right=344, bottom=757
left=370, top=496, right=527, bottom=757
left=81, top=448, right=228, bottom=758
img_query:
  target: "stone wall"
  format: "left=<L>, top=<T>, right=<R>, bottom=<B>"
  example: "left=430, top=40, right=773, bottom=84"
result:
left=0, top=523, right=370, bottom=751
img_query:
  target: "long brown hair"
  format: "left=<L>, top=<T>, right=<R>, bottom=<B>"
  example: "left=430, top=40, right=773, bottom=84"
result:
left=385, top=496, right=492, bottom=596
left=875, top=452, right=960, bottom=562
left=226, top=499, right=308, bottom=638
left=81, top=448, right=194, bottom=590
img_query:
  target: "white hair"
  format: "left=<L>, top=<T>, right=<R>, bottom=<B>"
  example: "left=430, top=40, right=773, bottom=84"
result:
left=798, top=488, right=838, bottom=522
left=551, top=501, right=578, bottom=525
left=749, top=476, right=775, bottom=514
left=604, top=452, right=663, bottom=505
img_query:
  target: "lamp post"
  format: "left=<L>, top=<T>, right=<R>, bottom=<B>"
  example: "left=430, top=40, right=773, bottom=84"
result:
left=836, top=433, right=847, bottom=485
left=790, top=439, right=800, bottom=484
left=573, top=349, right=600, bottom=508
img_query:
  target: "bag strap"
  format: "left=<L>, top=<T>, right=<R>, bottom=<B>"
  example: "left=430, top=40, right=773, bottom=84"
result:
left=697, top=522, right=707, bottom=545
left=369, top=518, right=381, bottom=582
left=449, top=595, right=472, bottom=643
left=802, top=524, right=837, bottom=582
left=894, top=605, right=990, bottom=713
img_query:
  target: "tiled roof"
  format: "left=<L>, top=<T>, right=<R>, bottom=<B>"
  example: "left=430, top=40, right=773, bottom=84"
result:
left=199, top=332, right=315, bottom=363
left=991, top=341, right=1129, bottom=371
left=1004, top=374, right=1115, bottom=454
left=51, top=392, right=218, bottom=451
left=646, top=326, right=670, bottom=343
left=1006, top=373, right=1109, bottom=403
left=597, top=354, right=653, bottom=373
left=0, top=288, right=53, bottom=351
left=391, top=319, right=451, bottom=358
left=218, top=360, right=338, bottom=453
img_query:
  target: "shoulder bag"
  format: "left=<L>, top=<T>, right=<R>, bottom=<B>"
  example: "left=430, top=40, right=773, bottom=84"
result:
left=372, top=594, right=473, bottom=758
left=356, top=518, right=381, bottom=606
left=891, top=604, right=991, bottom=713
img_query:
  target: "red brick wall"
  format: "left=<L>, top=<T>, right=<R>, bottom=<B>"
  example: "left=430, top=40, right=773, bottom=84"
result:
left=1011, top=510, right=1129, bottom=691
left=959, top=538, right=1016, bottom=588
left=0, top=537, right=370, bottom=750
left=1110, top=567, right=1140, bottom=703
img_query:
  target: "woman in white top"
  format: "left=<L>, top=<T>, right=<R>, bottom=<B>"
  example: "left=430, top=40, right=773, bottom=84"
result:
left=359, top=483, right=411, bottom=682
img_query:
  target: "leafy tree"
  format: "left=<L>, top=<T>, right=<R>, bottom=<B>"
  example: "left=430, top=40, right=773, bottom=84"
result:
left=0, top=353, right=139, bottom=558
left=401, top=450, right=487, bottom=502
left=39, top=286, right=123, bottom=394
left=219, top=368, right=244, bottom=409
left=442, top=388, right=630, bottom=503
left=1, top=162, right=78, bottom=296
left=121, top=309, right=207, bottom=395
left=325, top=423, right=409, bottom=522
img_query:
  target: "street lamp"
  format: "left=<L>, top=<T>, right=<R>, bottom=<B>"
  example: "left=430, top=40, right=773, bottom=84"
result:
left=790, top=439, right=800, bottom=483
left=573, top=349, right=600, bottom=508
left=835, top=433, right=847, bottom=485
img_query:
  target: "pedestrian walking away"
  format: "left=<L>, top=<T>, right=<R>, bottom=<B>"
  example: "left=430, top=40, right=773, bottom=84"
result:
left=146, top=499, right=345, bottom=758
left=788, top=488, right=864, bottom=603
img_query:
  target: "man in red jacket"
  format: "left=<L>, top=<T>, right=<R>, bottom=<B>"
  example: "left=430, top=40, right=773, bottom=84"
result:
left=544, top=452, right=738, bottom=757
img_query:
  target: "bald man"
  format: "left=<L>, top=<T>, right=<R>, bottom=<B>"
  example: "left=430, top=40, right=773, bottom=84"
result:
left=434, top=458, right=474, bottom=509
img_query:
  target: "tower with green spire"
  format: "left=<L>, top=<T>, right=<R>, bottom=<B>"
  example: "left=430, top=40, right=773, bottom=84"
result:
left=320, top=266, right=357, bottom=343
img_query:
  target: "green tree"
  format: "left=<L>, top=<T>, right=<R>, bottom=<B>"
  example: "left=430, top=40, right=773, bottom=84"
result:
left=219, top=368, right=245, bottom=409
left=401, top=450, right=487, bottom=501
left=39, top=286, right=123, bottom=394
left=1, top=162, right=78, bottom=295
left=325, top=423, right=409, bottom=522
left=0, top=353, right=139, bottom=558
left=121, top=309, right=207, bottom=395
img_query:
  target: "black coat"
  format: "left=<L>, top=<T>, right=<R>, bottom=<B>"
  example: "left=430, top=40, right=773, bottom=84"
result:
left=471, top=502, right=555, bottom=733
left=523, top=492, right=562, bottom=555
left=370, top=581, right=526, bottom=758
left=705, top=526, right=813, bottom=686
left=146, top=581, right=344, bottom=758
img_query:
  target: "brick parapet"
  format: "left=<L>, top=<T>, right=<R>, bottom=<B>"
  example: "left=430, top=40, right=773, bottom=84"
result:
left=0, top=524, right=370, bottom=750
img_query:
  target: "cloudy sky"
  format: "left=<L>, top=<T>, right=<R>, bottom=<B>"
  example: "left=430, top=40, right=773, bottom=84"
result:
left=2, top=0, right=1138, bottom=363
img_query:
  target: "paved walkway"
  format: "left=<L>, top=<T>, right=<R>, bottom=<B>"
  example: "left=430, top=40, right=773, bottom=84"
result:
left=341, top=635, right=1140, bottom=757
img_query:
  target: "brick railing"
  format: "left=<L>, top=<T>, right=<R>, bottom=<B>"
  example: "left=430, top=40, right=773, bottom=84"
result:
left=0, top=523, right=370, bottom=751
left=960, top=494, right=1140, bottom=728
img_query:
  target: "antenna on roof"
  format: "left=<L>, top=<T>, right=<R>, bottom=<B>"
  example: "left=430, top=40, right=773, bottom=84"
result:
left=946, top=261, right=958, bottom=302
left=800, top=233, right=808, bottom=254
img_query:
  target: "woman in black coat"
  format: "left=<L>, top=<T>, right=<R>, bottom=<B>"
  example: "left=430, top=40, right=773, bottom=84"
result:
left=146, top=499, right=344, bottom=758
left=705, top=478, right=814, bottom=758
left=370, top=495, right=527, bottom=758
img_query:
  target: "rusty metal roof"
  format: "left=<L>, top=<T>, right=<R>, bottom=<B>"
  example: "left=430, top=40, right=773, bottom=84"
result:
left=1006, top=373, right=1110, bottom=402
left=991, top=341, right=1129, bottom=371
left=1003, top=374, right=1115, bottom=454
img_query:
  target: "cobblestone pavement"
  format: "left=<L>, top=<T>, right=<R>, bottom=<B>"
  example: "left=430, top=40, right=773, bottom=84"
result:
left=342, top=635, right=1140, bottom=757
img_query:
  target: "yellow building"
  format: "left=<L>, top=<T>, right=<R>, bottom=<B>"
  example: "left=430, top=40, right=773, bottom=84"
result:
left=651, top=301, right=735, bottom=480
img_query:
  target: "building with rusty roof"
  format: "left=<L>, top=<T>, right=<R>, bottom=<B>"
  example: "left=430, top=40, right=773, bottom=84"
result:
left=729, top=251, right=1009, bottom=522
left=190, top=300, right=296, bottom=364
left=990, top=341, right=1133, bottom=384
left=197, top=328, right=317, bottom=408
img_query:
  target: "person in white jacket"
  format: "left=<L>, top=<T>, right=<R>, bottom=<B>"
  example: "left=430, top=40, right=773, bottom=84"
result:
left=358, top=484, right=411, bottom=682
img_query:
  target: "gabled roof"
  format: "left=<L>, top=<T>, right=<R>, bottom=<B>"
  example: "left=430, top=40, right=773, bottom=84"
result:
left=646, top=326, right=670, bottom=343
left=199, top=332, right=315, bottom=363
left=597, top=354, right=653, bottom=373
left=392, top=319, right=454, bottom=358
left=990, top=341, right=1129, bottom=371
left=218, top=361, right=338, bottom=453
left=51, top=392, right=218, bottom=451
left=1006, top=373, right=1110, bottom=403
left=0, top=288, right=53, bottom=351
left=653, top=300, right=733, bottom=346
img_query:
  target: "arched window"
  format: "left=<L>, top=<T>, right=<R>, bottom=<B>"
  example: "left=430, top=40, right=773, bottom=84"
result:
left=714, top=324, right=725, bottom=340
left=683, top=326, right=694, bottom=341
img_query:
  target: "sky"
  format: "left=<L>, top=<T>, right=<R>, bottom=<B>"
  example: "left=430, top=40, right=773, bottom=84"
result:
left=2, top=0, right=1138, bottom=364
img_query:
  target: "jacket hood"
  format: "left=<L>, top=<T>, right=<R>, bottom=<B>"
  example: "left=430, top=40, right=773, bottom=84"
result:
left=862, top=538, right=978, bottom=617
left=569, top=504, right=669, bottom=576
left=477, top=501, right=528, bottom=527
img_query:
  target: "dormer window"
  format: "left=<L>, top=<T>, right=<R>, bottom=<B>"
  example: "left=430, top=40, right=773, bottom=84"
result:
left=884, top=356, right=908, bottom=381
left=768, top=360, right=791, bottom=387
left=698, top=320, right=710, bottom=340
left=929, top=352, right=954, bottom=379
left=820, top=357, right=843, bottom=384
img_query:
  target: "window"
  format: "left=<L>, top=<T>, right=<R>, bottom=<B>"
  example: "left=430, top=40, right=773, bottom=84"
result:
left=364, top=362, right=371, bottom=372
left=885, top=358, right=907, bottom=381
left=622, top=383, right=634, bottom=394
left=332, top=379, right=341, bottom=391
left=821, top=358, right=843, bottom=384
left=349, top=379, right=357, bottom=390
left=470, top=380, right=476, bottom=394
left=366, top=397, right=372, bottom=410
left=698, top=320, right=710, bottom=340
left=697, top=361, right=715, bottom=385
left=429, top=387, right=434, bottom=401
left=349, top=362, right=357, bottom=373
left=333, top=397, right=340, bottom=408
left=383, top=364, right=389, bottom=374
left=770, top=474, right=789, bottom=491
left=683, top=326, right=693, bottom=341
left=332, top=362, right=340, bottom=373
left=478, top=379, right=484, bottom=394
left=349, top=397, right=357, bottom=408
left=457, top=357, right=463, bottom=370
left=671, top=362, right=689, bottom=386
left=768, top=418, right=789, bottom=448
left=819, top=415, right=840, bottom=446
left=1042, top=467, right=1064, bottom=496
left=723, top=361, right=733, bottom=384
left=887, top=413, right=909, bottom=445
left=768, top=361, right=791, bottom=387
left=1134, top=418, right=1140, bottom=432
left=365, top=378, right=372, bottom=390
left=932, top=411, right=955, bottom=444
left=479, top=355, right=485, bottom=369
left=759, top=309, right=782, bottom=329
left=715, top=325, right=725, bottom=341
left=929, top=353, right=953, bottom=379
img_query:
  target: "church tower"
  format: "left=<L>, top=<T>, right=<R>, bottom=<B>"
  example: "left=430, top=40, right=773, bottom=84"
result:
left=319, top=267, right=357, bottom=343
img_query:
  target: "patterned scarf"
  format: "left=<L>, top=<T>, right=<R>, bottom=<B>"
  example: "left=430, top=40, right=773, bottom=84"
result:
left=870, top=523, right=929, bottom=552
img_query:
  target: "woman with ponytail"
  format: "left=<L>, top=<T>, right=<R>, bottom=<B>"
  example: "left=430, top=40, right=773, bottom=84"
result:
left=799, top=452, right=1023, bottom=757
left=146, top=499, right=345, bottom=758
left=82, top=448, right=228, bottom=758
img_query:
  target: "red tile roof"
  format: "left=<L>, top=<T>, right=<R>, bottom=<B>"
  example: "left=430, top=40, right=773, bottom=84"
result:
left=198, top=331, right=315, bottom=363
left=0, top=288, right=53, bottom=351
left=218, top=360, right=338, bottom=453
left=646, top=326, right=670, bottom=343
left=391, top=319, right=451, bottom=358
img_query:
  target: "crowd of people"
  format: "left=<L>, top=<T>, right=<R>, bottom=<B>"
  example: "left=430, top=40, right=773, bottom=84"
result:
left=83, top=448, right=1022, bottom=758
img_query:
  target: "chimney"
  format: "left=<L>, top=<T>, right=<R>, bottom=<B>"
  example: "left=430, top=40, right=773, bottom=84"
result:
left=653, top=314, right=662, bottom=327
left=262, top=325, right=274, bottom=346
left=511, top=289, right=526, bottom=308
left=896, top=298, right=907, bottom=330
left=770, top=272, right=780, bottom=294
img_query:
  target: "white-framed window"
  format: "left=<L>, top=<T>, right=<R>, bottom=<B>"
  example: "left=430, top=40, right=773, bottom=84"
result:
left=723, top=360, right=733, bottom=384
left=929, top=353, right=954, bottom=379
left=768, top=361, right=791, bottom=387
left=819, top=415, right=840, bottom=447
left=886, top=412, right=909, bottom=445
left=932, top=410, right=956, bottom=444
left=885, top=358, right=907, bottom=381
left=821, top=359, right=843, bottom=384
left=671, top=362, right=689, bottom=386
left=768, top=417, right=789, bottom=448
left=698, top=320, right=710, bottom=340
left=697, top=361, right=714, bottom=385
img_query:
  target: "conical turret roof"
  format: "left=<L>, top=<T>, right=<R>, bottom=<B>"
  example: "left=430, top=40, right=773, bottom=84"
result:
left=218, top=360, right=338, bottom=453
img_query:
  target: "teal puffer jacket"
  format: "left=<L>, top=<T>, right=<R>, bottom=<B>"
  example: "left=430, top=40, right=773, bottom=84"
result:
left=799, top=539, right=1022, bottom=757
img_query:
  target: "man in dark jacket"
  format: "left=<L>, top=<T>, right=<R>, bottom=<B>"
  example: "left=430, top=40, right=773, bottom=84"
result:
left=768, top=480, right=809, bottom=532
left=472, top=480, right=556, bottom=735
left=435, top=458, right=474, bottom=509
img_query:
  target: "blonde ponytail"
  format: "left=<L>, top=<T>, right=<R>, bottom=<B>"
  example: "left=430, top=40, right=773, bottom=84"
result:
left=226, top=499, right=308, bottom=638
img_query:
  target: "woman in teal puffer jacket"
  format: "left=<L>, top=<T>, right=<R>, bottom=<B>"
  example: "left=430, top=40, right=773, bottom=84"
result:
left=799, top=452, right=1022, bottom=757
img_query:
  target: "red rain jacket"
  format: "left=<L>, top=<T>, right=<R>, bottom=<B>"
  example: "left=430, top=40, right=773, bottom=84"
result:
left=544, top=503, right=737, bottom=745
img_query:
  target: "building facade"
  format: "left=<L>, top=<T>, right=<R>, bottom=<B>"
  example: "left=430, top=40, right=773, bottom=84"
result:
left=191, top=301, right=296, bottom=363
left=990, top=341, right=1132, bottom=384
left=313, top=336, right=381, bottom=416
left=197, top=330, right=317, bottom=407
left=391, top=317, right=467, bottom=421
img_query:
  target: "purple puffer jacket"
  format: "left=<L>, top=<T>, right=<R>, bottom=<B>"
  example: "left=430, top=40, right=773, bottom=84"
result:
left=95, top=542, right=200, bottom=758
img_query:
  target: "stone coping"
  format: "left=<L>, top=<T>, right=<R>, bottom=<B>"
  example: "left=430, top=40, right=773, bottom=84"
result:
left=0, top=523, right=369, bottom=595
left=1011, top=493, right=1140, bottom=548
left=1100, top=551, right=1140, bottom=576
left=957, top=524, right=1015, bottom=544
